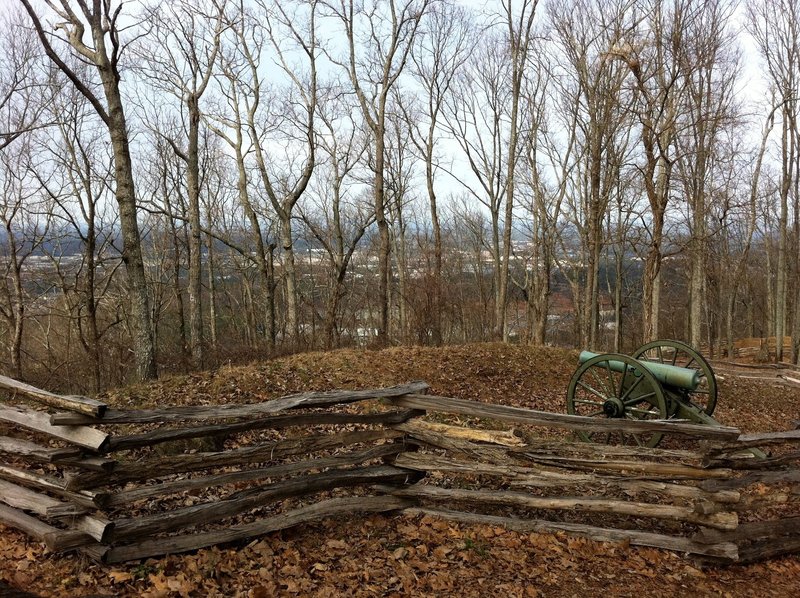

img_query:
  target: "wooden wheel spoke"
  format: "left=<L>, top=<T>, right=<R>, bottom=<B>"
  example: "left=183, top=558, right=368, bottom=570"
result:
left=623, top=391, right=656, bottom=406
left=603, top=363, right=617, bottom=398
left=619, top=374, right=645, bottom=402
left=577, top=381, right=607, bottom=400
left=573, top=398, right=604, bottom=405
left=590, top=367, right=614, bottom=400
left=627, top=407, right=661, bottom=417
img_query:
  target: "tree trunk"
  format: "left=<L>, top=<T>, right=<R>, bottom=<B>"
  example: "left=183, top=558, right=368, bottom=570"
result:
left=689, top=175, right=706, bottom=348
left=642, top=242, right=662, bottom=343
left=323, top=283, right=341, bottom=350
left=614, top=234, right=623, bottom=353
left=491, top=212, right=502, bottom=341
left=206, top=232, right=218, bottom=351
left=424, top=135, right=443, bottom=346
left=374, top=132, right=391, bottom=345
left=399, top=235, right=410, bottom=344
left=10, top=263, right=24, bottom=380
left=169, top=219, right=188, bottom=364
left=84, top=207, right=101, bottom=392
left=186, top=97, right=204, bottom=369
left=776, top=112, right=793, bottom=362
left=234, top=146, right=275, bottom=350
left=280, top=214, right=299, bottom=346
left=100, top=73, right=157, bottom=381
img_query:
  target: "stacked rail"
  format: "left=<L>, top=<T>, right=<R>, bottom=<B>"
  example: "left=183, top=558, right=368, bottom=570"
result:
left=384, top=393, right=800, bottom=564
left=1, top=376, right=799, bottom=564
left=0, top=376, right=425, bottom=563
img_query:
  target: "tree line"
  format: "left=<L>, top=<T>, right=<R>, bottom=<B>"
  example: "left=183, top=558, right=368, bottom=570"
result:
left=0, top=0, right=798, bottom=390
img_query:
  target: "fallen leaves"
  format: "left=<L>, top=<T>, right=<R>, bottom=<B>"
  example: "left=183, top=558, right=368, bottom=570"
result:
left=1, top=344, right=800, bottom=596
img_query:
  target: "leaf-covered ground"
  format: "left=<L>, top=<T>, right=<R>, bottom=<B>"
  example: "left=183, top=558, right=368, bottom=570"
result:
left=2, top=343, right=800, bottom=597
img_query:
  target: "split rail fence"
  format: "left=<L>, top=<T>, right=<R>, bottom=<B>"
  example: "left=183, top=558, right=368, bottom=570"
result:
left=1, top=375, right=799, bottom=565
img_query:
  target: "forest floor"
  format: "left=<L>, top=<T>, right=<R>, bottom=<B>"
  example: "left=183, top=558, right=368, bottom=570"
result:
left=2, top=343, right=800, bottom=597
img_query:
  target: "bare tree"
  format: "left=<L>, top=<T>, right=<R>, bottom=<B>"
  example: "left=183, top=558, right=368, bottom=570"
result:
left=300, top=97, right=373, bottom=348
left=548, top=0, right=633, bottom=348
left=0, top=6, right=48, bottom=151
left=443, top=35, right=512, bottom=342
left=497, top=0, right=539, bottom=342
left=385, top=100, right=417, bottom=342
left=672, top=0, right=739, bottom=348
left=22, top=0, right=157, bottom=380
left=324, top=0, right=430, bottom=345
left=517, top=53, right=573, bottom=346
left=450, top=196, right=493, bottom=341
left=443, top=1, right=539, bottom=343
left=138, top=129, right=192, bottom=363
left=0, top=135, right=48, bottom=378
left=207, top=1, right=278, bottom=347
left=405, top=1, right=471, bottom=345
left=137, top=0, right=227, bottom=368
left=32, top=80, right=122, bottom=391
left=211, top=0, right=320, bottom=347
left=607, top=0, right=699, bottom=342
left=748, top=0, right=800, bottom=363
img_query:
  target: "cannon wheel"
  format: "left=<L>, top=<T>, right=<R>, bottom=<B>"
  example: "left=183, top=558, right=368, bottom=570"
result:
left=633, top=340, right=717, bottom=416
left=567, top=353, right=668, bottom=448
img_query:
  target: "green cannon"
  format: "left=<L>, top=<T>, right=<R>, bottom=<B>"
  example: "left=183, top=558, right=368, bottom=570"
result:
left=566, top=340, right=719, bottom=448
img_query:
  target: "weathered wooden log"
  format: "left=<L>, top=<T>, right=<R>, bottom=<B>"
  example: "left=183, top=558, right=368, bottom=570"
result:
left=733, top=492, right=792, bottom=512
left=104, top=443, right=404, bottom=507
left=394, top=452, right=740, bottom=504
left=0, top=374, right=106, bottom=417
left=396, top=420, right=704, bottom=461
left=53, top=382, right=430, bottom=425
left=515, top=453, right=733, bottom=480
left=0, top=479, right=87, bottom=517
left=0, top=405, right=108, bottom=451
left=736, top=537, right=800, bottom=564
left=396, top=426, right=729, bottom=480
left=103, top=409, right=418, bottom=452
left=66, top=428, right=404, bottom=490
left=0, top=504, right=96, bottom=552
left=705, top=450, right=800, bottom=470
left=56, top=456, right=117, bottom=472
left=398, top=426, right=504, bottom=455
left=111, top=465, right=411, bottom=542
left=401, top=420, right=525, bottom=446
left=383, top=483, right=738, bottom=530
left=693, top=517, right=800, bottom=544
left=402, top=507, right=738, bottom=561
left=700, top=469, right=800, bottom=491
left=71, top=515, right=114, bottom=543
left=0, top=465, right=101, bottom=509
left=704, top=430, right=800, bottom=461
left=390, top=393, right=741, bottom=440
left=91, top=495, right=413, bottom=564
left=0, top=436, right=82, bottom=462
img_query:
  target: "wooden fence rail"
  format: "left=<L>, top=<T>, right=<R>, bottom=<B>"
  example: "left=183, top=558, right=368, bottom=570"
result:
left=1, top=378, right=799, bottom=564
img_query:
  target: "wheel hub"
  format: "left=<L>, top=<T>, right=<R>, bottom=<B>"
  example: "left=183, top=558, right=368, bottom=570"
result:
left=603, top=396, right=625, bottom=418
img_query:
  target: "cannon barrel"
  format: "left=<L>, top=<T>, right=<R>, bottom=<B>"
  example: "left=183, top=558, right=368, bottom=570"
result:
left=578, top=351, right=700, bottom=391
